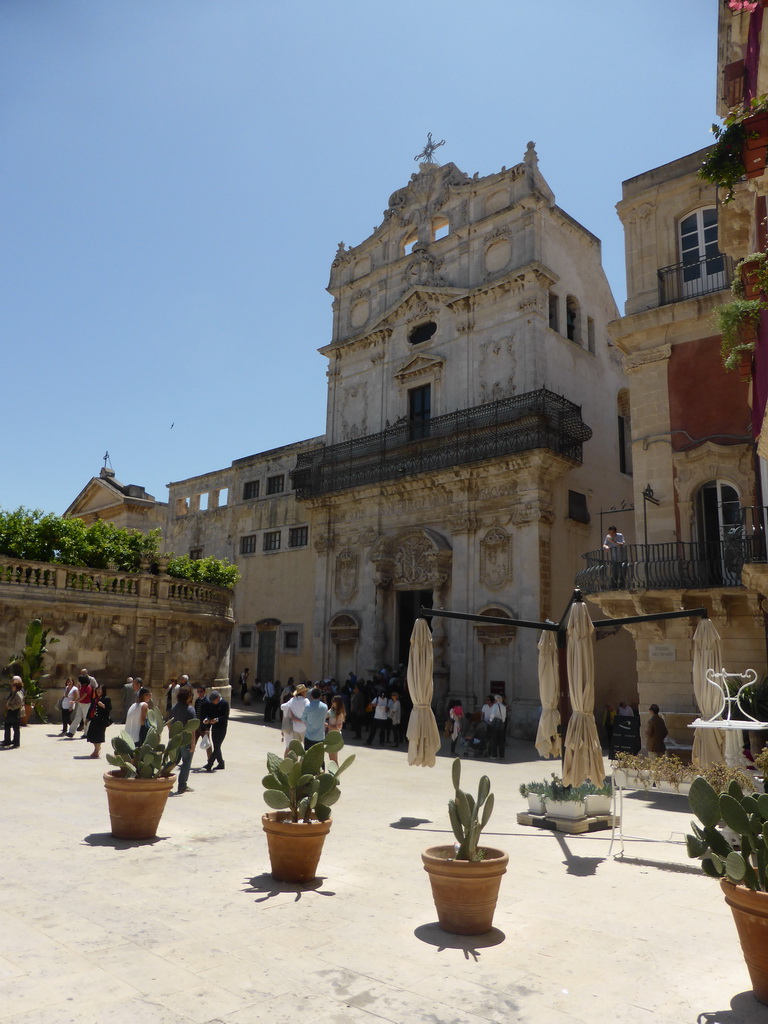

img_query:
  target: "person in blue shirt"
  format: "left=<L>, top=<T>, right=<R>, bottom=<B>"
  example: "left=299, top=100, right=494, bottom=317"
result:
left=302, top=687, right=329, bottom=752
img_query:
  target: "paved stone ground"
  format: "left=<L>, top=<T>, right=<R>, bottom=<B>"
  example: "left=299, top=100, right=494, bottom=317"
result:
left=2, top=705, right=766, bottom=1024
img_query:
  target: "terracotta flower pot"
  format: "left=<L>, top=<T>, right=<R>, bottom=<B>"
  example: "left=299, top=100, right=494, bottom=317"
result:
left=262, top=812, right=332, bottom=882
left=743, top=114, right=768, bottom=178
left=103, top=771, right=175, bottom=840
left=422, top=845, right=508, bottom=935
left=721, top=879, right=768, bottom=1004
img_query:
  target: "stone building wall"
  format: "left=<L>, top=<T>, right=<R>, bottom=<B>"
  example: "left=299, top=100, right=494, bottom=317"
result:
left=0, top=557, right=234, bottom=720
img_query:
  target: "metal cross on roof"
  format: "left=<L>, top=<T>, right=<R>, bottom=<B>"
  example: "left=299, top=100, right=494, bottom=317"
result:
left=414, top=133, right=445, bottom=164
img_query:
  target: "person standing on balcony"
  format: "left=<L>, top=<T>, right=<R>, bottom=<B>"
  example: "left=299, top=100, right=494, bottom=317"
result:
left=603, top=525, right=626, bottom=588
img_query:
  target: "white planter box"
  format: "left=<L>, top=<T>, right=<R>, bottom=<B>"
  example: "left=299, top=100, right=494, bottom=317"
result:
left=585, top=793, right=612, bottom=816
left=654, top=780, right=692, bottom=796
left=613, top=770, right=651, bottom=790
left=546, top=799, right=586, bottom=820
left=526, top=793, right=546, bottom=814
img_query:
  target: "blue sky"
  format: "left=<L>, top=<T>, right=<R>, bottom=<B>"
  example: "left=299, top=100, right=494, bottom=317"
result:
left=2, top=1, right=718, bottom=515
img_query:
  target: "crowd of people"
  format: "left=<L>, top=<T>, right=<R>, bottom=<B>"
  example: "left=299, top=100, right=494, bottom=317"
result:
left=40, top=669, right=231, bottom=795
left=3, top=662, right=513, bottom=769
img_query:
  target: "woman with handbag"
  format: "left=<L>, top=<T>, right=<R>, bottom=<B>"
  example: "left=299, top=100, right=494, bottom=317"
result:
left=86, top=684, right=112, bottom=759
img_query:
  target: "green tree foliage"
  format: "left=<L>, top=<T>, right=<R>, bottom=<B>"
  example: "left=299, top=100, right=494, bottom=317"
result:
left=165, top=554, right=240, bottom=589
left=0, top=508, right=238, bottom=589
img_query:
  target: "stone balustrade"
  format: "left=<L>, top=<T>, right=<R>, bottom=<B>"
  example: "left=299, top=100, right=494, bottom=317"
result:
left=0, top=556, right=234, bottom=705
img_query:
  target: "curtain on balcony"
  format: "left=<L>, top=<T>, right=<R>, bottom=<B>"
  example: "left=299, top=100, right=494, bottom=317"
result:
left=535, top=630, right=561, bottom=758
left=562, top=602, right=606, bottom=787
left=692, top=618, right=725, bottom=768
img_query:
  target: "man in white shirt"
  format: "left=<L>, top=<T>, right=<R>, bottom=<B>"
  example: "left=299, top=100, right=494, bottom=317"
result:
left=603, top=525, right=626, bottom=588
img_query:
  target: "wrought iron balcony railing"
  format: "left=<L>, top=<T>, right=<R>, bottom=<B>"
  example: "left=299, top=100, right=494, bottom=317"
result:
left=292, top=388, right=591, bottom=499
left=575, top=534, right=768, bottom=595
left=657, top=253, right=733, bottom=306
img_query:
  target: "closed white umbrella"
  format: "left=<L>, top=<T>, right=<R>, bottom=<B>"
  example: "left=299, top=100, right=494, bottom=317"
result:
left=406, top=618, right=441, bottom=767
left=535, top=630, right=561, bottom=758
left=692, top=619, right=725, bottom=768
left=562, top=601, right=605, bottom=787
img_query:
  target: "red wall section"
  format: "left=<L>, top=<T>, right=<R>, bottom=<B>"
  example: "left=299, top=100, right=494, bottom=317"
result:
left=668, top=335, right=751, bottom=452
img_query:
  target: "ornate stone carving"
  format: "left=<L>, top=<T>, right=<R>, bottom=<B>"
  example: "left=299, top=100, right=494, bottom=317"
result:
left=357, top=529, right=378, bottom=547
left=510, top=502, right=555, bottom=526
left=374, top=528, right=452, bottom=590
left=480, top=527, right=511, bottom=590
left=404, top=244, right=445, bottom=287
left=314, top=534, right=335, bottom=554
left=334, top=547, right=358, bottom=602
left=623, top=344, right=671, bottom=373
left=448, top=513, right=478, bottom=534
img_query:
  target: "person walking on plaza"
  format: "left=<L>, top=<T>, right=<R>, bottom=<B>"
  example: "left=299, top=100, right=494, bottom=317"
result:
left=326, top=696, right=346, bottom=763
left=168, top=685, right=197, bottom=793
left=1, top=677, right=24, bottom=748
left=281, top=683, right=309, bottom=754
left=645, top=703, right=668, bottom=758
left=490, top=694, right=507, bottom=759
left=202, top=690, right=230, bottom=771
left=349, top=683, right=366, bottom=740
left=60, top=677, right=78, bottom=735
left=389, top=690, right=403, bottom=747
left=366, top=691, right=389, bottom=746
left=263, top=679, right=278, bottom=722
left=302, top=687, right=328, bottom=752
left=126, top=686, right=151, bottom=744
left=67, top=671, right=94, bottom=738
left=86, top=684, right=112, bottom=758
left=448, top=700, right=464, bottom=754
left=238, top=667, right=250, bottom=702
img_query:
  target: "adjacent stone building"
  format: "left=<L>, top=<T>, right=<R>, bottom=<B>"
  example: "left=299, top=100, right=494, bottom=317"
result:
left=164, top=438, right=322, bottom=685
left=577, top=147, right=764, bottom=746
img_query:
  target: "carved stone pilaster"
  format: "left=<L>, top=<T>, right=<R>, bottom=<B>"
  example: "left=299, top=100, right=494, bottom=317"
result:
left=334, top=547, right=358, bottom=603
left=479, top=526, right=512, bottom=590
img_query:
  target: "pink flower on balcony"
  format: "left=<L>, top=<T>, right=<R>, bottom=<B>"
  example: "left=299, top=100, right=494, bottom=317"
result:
left=728, top=0, right=758, bottom=12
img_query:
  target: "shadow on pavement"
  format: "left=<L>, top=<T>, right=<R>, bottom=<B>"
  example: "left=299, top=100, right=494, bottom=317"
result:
left=614, top=854, right=702, bottom=876
left=697, top=990, right=766, bottom=1022
left=554, top=833, right=604, bottom=876
left=389, top=816, right=432, bottom=829
left=82, top=832, right=167, bottom=848
left=243, top=872, right=336, bottom=903
left=414, top=923, right=505, bottom=960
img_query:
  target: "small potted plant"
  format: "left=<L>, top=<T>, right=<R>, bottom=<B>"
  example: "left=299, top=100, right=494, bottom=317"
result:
left=104, top=708, right=198, bottom=839
left=422, top=759, right=508, bottom=935
left=262, top=731, right=354, bottom=882
left=732, top=252, right=768, bottom=300
left=700, top=95, right=768, bottom=199
left=544, top=773, right=587, bottom=819
left=582, top=778, right=613, bottom=815
left=686, top=776, right=768, bottom=1004
left=519, top=780, right=548, bottom=814
left=6, top=617, right=59, bottom=724
left=713, top=298, right=761, bottom=372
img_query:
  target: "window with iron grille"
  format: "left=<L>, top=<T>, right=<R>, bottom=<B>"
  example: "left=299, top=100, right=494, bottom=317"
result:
left=288, top=526, right=308, bottom=548
left=267, top=475, right=285, bottom=495
left=240, top=535, right=258, bottom=555
left=263, top=530, right=281, bottom=552
left=284, top=631, right=299, bottom=650
left=189, top=548, right=203, bottom=560
left=243, top=480, right=259, bottom=500
left=239, top=630, right=253, bottom=649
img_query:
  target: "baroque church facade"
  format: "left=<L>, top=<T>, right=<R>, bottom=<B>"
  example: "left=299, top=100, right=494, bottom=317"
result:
left=292, top=145, right=634, bottom=730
